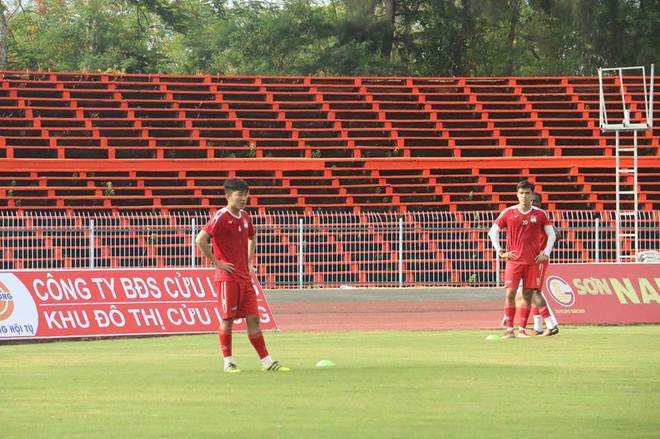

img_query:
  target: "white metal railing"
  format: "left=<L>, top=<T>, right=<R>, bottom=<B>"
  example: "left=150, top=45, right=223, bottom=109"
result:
left=1, top=210, right=658, bottom=288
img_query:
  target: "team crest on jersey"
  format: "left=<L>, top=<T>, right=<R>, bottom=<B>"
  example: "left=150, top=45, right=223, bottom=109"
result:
left=243, top=220, right=248, bottom=228
left=531, top=215, right=537, bottom=223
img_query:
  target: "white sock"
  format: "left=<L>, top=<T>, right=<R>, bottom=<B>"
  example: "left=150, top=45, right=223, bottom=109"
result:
left=545, top=316, right=557, bottom=329
left=260, top=355, right=273, bottom=367
left=533, top=315, right=544, bottom=332
left=224, top=356, right=235, bottom=366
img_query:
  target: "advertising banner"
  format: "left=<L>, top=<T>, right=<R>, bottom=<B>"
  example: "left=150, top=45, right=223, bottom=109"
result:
left=0, top=269, right=278, bottom=340
left=543, top=263, right=660, bottom=324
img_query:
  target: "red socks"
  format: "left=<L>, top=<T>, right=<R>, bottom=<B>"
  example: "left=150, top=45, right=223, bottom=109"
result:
left=531, top=303, right=539, bottom=316
left=220, top=329, right=270, bottom=360
left=537, top=306, right=551, bottom=319
left=248, top=330, right=269, bottom=359
left=519, top=302, right=531, bottom=329
left=219, top=330, right=232, bottom=358
left=505, top=303, right=516, bottom=329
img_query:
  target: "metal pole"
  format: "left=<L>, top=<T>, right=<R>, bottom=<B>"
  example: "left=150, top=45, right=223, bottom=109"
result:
left=398, top=216, right=403, bottom=288
left=595, top=217, right=600, bottom=263
left=191, top=218, right=196, bottom=268
left=298, top=217, right=303, bottom=289
left=89, top=219, right=95, bottom=269
left=615, top=130, right=621, bottom=262
left=634, top=130, right=639, bottom=259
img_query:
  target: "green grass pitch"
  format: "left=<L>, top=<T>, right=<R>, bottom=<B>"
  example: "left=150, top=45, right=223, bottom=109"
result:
left=2, top=326, right=659, bottom=438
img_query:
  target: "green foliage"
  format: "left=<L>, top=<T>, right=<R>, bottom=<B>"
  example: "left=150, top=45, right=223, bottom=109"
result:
left=103, top=181, right=115, bottom=196
left=4, top=0, right=659, bottom=76
left=8, top=0, right=178, bottom=73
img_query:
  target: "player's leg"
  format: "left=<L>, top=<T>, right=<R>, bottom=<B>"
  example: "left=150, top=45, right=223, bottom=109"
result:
left=246, top=314, right=270, bottom=363
left=536, top=291, right=559, bottom=336
left=217, top=281, right=241, bottom=373
left=517, top=263, right=543, bottom=337
left=517, top=287, right=534, bottom=337
left=501, top=281, right=523, bottom=326
left=245, top=315, right=290, bottom=372
left=531, top=291, right=544, bottom=334
left=240, top=281, right=290, bottom=371
left=502, top=263, right=523, bottom=338
left=535, top=260, right=559, bottom=336
left=219, top=318, right=240, bottom=373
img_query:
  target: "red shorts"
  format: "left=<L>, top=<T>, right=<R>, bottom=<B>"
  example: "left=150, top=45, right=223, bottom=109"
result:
left=215, top=280, right=258, bottom=320
left=504, top=261, right=546, bottom=290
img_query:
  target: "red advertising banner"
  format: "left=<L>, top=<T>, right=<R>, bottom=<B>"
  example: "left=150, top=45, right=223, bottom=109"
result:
left=543, top=263, right=660, bottom=324
left=0, top=269, right=278, bottom=340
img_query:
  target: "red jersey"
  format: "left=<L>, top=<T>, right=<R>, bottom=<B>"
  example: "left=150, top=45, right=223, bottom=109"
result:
left=202, top=208, right=255, bottom=282
left=494, top=205, right=551, bottom=264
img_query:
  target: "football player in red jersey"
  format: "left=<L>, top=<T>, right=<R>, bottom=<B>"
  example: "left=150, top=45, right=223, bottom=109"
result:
left=498, top=191, right=561, bottom=336
left=196, top=178, right=289, bottom=372
left=488, top=180, right=556, bottom=338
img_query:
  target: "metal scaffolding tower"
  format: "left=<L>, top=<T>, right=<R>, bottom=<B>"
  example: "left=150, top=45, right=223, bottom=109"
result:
left=598, top=64, right=654, bottom=262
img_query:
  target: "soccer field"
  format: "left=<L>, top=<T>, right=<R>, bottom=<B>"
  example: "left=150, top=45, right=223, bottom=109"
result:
left=2, top=326, right=659, bottom=439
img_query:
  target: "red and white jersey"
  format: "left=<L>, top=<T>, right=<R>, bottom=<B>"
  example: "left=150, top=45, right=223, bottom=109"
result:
left=494, top=205, right=551, bottom=264
left=202, top=208, right=255, bottom=282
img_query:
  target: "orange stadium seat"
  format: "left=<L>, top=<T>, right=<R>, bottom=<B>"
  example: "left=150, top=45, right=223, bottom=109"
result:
left=0, top=70, right=658, bottom=215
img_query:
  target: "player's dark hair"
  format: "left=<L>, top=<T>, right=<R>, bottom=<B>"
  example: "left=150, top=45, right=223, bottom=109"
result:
left=532, top=191, right=542, bottom=202
left=223, top=178, right=249, bottom=194
left=516, top=180, right=535, bottom=192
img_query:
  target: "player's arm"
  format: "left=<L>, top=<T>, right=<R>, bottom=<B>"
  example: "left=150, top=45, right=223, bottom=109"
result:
left=553, top=224, right=562, bottom=242
left=488, top=223, right=515, bottom=260
left=534, top=225, right=556, bottom=263
left=195, top=230, right=235, bottom=272
left=247, top=235, right=256, bottom=272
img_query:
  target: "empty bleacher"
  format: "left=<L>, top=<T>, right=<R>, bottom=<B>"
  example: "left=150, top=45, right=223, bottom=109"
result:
left=0, top=71, right=658, bottom=214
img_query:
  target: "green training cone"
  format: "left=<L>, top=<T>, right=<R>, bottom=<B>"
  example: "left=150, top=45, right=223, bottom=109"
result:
left=485, top=334, right=501, bottom=340
left=316, top=360, right=335, bottom=367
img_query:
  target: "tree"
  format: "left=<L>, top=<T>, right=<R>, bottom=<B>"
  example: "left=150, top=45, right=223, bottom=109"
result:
left=8, top=0, right=188, bottom=73
left=0, top=1, right=7, bottom=69
left=3, top=0, right=659, bottom=76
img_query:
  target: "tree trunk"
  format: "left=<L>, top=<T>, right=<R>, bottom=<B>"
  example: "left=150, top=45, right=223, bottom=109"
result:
left=504, top=0, right=521, bottom=76
left=380, top=0, right=396, bottom=62
left=0, top=2, right=8, bottom=69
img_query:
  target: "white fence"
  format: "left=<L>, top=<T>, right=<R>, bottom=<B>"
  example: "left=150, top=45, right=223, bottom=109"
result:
left=1, top=210, right=659, bottom=288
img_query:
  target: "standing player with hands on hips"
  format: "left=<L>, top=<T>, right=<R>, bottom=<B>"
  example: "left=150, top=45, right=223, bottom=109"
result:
left=488, top=180, right=556, bottom=339
left=196, top=178, right=290, bottom=373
